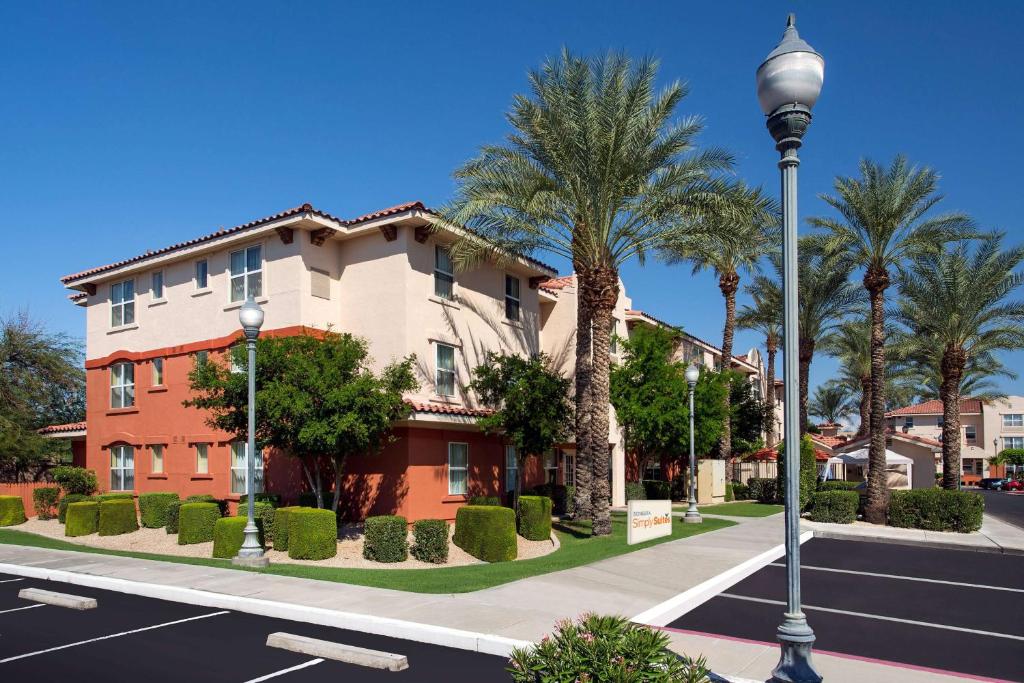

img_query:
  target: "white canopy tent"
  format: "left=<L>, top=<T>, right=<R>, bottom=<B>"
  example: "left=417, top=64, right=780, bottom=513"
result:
left=825, top=448, right=914, bottom=489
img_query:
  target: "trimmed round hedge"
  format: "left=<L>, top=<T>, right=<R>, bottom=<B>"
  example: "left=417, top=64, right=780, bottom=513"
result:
left=98, top=499, right=139, bottom=536
left=139, top=492, right=180, bottom=528
left=178, top=502, right=222, bottom=545
left=517, top=495, right=552, bottom=541
left=888, top=489, right=984, bottom=533
left=272, top=506, right=306, bottom=551
left=287, top=508, right=337, bottom=560
left=808, top=491, right=859, bottom=524
left=453, top=505, right=517, bottom=563
left=59, top=494, right=93, bottom=524
left=0, top=496, right=27, bottom=527
left=236, top=501, right=276, bottom=542
left=166, top=495, right=219, bottom=534
left=410, top=519, right=449, bottom=564
left=65, top=501, right=100, bottom=537
left=362, top=515, right=408, bottom=563
left=212, top=516, right=265, bottom=559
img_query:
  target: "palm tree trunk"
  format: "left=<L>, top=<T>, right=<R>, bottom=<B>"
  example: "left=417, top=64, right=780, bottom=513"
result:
left=572, top=275, right=594, bottom=521
left=719, top=271, right=739, bottom=459
left=856, top=375, right=871, bottom=439
left=798, top=339, right=814, bottom=435
left=765, top=334, right=778, bottom=448
left=864, top=269, right=890, bottom=525
left=940, top=345, right=966, bottom=490
left=586, top=266, right=619, bottom=537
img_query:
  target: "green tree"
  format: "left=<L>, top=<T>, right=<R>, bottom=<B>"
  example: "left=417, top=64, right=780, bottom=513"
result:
left=776, top=434, right=818, bottom=511
left=736, top=286, right=782, bottom=447
left=809, top=155, right=976, bottom=521
left=436, top=51, right=733, bottom=535
left=0, top=312, right=85, bottom=480
left=895, top=236, right=1024, bottom=489
left=470, top=352, right=573, bottom=502
left=185, top=331, right=417, bottom=510
left=808, top=384, right=854, bottom=426
left=727, top=372, right=769, bottom=456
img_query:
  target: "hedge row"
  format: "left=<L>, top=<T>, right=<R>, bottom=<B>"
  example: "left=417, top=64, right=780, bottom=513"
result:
left=468, top=496, right=502, bottom=507
left=363, top=515, right=408, bottom=563
left=748, top=478, right=778, bottom=504
left=530, top=483, right=574, bottom=516
left=58, top=494, right=93, bottom=524
left=888, top=489, right=984, bottom=533
left=817, top=480, right=859, bottom=492
left=288, top=508, right=337, bottom=560
left=139, top=493, right=179, bottom=528
left=98, top=499, right=138, bottom=536
left=808, top=491, right=859, bottom=524
left=178, top=502, right=222, bottom=545
left=625, top=481, right=646, bottom=502
left=453, top=505, right=516, bottom=562
left=212, top=516, right=265, bottom=559
left=0, top=496, right=27, bottom=527
left=642, top=480, right=672, bottom=501
left=167, top=495, right=220, bottom=534
left=517, top=495, right=552, bottom=541
left=410, top=519, right=448, bottom=563
left=272, top=507, right=305, bottom=551
left=65, top=501, right=99, bottom=536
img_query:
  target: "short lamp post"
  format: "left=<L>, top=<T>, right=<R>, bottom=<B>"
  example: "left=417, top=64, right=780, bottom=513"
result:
left=233, top=295, right=269, bottom=568
left=756, top=14, right=824, bottom=683
left=683, top=363, right=702, bottom=524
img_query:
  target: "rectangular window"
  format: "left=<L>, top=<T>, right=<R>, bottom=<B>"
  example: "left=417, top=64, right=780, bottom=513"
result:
left=196, top=350, right=208, bottom=367
left=150, top=444, right=164, bottom=474
left=544, top=450, right=558, bottom=485
left=505, top=275, right=521, bottom=321
left=110, top=362, right=135, bottom=409
left=195, top=443, right=209, bottom=474
left=644, top=460, right=663, bottom=482
left=1002, top=414, right=1024, bottom=428
left=110, top=279, right=135, bottom=327
left=229, top=245, right=262, bottom=302
left=310, top=268, right=331, bottom=299
left=965, top=425, right=977, bottom=441
left=903, top=417, right=914, bottom=429
left=505, top=446, right=518, bottom=493
left=448, top=442, right=468, bottom=495
left=434, top=246, right=454, bottom=300
left=152, top=357, right=164, bottom=386
left=436, top=344, right=456, bottom=397
left=230, top=442, right=264, bottom=495
left=195, top=259, right=209, bottom=289
left=937, top=416, right=944, bottom=428
left=563, top=451, right=576, bottom=487
left=151, top=271, right=164, bottom=300
left=1004, top=436, right=1024, bottom=450
left=110, top=445, right=135, bottom=491
left=609, top=319, right=618, bottom=354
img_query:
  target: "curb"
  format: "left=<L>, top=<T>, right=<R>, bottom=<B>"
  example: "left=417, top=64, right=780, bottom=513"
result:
left=0, top=562, right=529, bottom=658
left=630, top=530, right=814, bottom=627
left=810, top=528, right=1024, bottom=556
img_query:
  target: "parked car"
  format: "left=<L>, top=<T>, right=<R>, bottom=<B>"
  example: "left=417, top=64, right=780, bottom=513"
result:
left=1005, top=479, right=1023, bottom=491
left=979, top=478, right=1008, bottom=490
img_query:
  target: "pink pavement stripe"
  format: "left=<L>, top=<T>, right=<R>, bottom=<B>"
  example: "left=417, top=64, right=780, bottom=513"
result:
left=656, top=626, right=1015, bottom=683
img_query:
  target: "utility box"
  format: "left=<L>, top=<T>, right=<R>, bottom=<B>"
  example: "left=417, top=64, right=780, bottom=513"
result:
left=697, top=459, right=726, bottom=505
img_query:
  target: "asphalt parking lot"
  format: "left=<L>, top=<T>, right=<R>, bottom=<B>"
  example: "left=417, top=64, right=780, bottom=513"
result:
left=979, top=488, right=1024, bottom=530
left=667, top=538, right=1024, bottom=682
left=0, top=573, right=508, bottom=682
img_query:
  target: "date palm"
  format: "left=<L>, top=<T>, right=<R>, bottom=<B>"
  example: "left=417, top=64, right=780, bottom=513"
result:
left=822, top=317, right=873, bottom=438
left=665, top=183, right=779, bottom=459
left=809, top=155, right=976, bottom=522
left=808, top=383, right=855, bottom=426
left=895, top=236, right=1024, bottom=488
left=736, top=287, right=782, bottom=447
left=436, top=51, right=733, bottom=535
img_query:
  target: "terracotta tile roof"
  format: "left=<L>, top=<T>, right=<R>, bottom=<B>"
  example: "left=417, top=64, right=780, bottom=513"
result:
left=746, top=444, right=829, bottom=462
left=405, top=400, right=493, bottom=417
left=38, top=421, right=87, bottom=434
left=538, top=275, right=575, bottom=290
left=841, top=428, right=943, bottom=450
left=810, top=433, right=846, bottom=448
left=346, top=201, right=427, bottom=224
left=886, top=398, right=982, bottom=417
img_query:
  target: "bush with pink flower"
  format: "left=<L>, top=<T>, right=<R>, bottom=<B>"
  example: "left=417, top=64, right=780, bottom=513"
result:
left=508, top=613, right=710, bottom=682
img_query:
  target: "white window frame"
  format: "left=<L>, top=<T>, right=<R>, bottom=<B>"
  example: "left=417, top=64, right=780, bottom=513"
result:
left=230, top=441, right=264, bottom=495
left=965, top=425, right=977, bottom=441
left=505, top=445, right=518, bottom=493
left=229, top=245, right=263, bottom=303
left=151, top=270, right=165, bottom=301
left=195, top=259, right=209, bottom=290
left=1002, top=414, right=1024, bottom=428
left=110, top=362, right=135, bottom=409
left=110, top=279, right=135, bottom=327
left=434, top=245, right=454, bottom=300
left=109, top=444, right=135, bottom=491
left=448, top=442, right=468, bottom=495
left=152, top=357, right=164, bottom=386
left=543, top=450, right=558, bottom=485
left=504, top=274, right=521, bottom=321
left=1003, top=436, right=1024, bottom=450
left=195, top=443, right=209, bottom=474
left=196, top=350, right=208, bottom=367
left=644, top=459, right=663, bottom=482
left=563, top=451, right=576, bottom=487
left=150, top=444, right=164, bottom=474
left=435, top=343, right=456, bottom=397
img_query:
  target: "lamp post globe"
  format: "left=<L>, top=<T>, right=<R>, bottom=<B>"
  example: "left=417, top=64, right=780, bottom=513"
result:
left=758, top=14, right=823, bottom=683
left=683, top=363, right=701, bottom=524
left=233, top=294, right=269, bottom=568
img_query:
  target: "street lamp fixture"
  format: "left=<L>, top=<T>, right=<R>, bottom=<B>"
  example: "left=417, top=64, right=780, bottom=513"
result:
left=683, top=363, right=701, bottom=524
left=233, top=295, right=269, bottom=568
left=757, top=13, right=824, bottom=683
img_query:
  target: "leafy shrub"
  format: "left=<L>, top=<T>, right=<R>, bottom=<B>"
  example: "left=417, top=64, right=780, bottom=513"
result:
left=509, top=613, right=711, bottom=683
left=410, top=519, right=448, bottom=564
left=531, top=484, right=573, bottom=516
left=139, top=493, right=179, bottom=528
left=297, top=490, right=333, bottom=509
left=362, top=515, right=408, bottom=563
left=96, top=493, right=134, bottom=503
left=288, top=508, right=338, bottom=560
left=808, top=491, right=859, bottom=524
left=98, top=499, right=139, bottom=536
left=178, top=502, right=222, bottom=544
left=888, top=489, right=984, bottom=533
left=0, top=496, right=27, bottom=526
left=625, top=481, right=646, bottom=501
left=725, top=483, right=735, bottom=502
left=212, top=516, right=265, bottom=559
left=517, top=495, right=552, bottom=541
left=453, top=505, right=517, bottom=562
left=468, top=496, right=502, bottom=506
left=776, top=435, right=818, bottom=509
left=58, top=493, right=93, bottom=524
left=732, top=482, right=750, bottom=500
left=32, top=487, right=61, bottom=520
left=238, top=493, right=282, bottom=507
left=237, top=501, right=276, bottom=541
left=272, top=506, right=305, bottom=551
left=643, top=480, right=672, bottom=501
left=65, top=501, right=99, bottom=536
left=817, top=480, right=859, bottom=492
left=52, top=466, right=97, bottom=496
left=748, top=478, right=778, bottom=504
left=166, top=495, right=220, bottom=534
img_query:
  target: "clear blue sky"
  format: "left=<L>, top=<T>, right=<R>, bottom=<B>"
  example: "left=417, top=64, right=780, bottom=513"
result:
left=2, top=1, right=1022, bottom=402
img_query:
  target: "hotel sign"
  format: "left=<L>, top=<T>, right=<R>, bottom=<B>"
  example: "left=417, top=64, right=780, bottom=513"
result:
left=626, top=499, right=672, bottom=545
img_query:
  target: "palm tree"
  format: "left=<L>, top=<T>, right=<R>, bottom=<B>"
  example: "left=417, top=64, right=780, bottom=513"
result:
left=436, top=51, right=733, bottom=535
left=736, top=288, right=782, bottom=447
left=745, top=241, right=858, bottom=434
left=665, top=183, right=779, bottom=459
left=822, top=316, right=881, bottom=438
left=894, top=338, right=1015, bottom=402
left=808, top=155, right=976, bottom=522
left=809, top=383, right=855, bottom=426
left=895, top=236, right=1024, bottom=488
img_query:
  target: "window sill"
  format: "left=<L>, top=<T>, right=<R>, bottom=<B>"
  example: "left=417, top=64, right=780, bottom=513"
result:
left=147, top=474, right=168, bottom=480
left=428, top=295, right=460, bottom=310
left=190, top=474, right=214, bottom=481
left=107, top=324, right=139, bottom=335
left=224, top=297, right=268, bottom=312
left=106, top=407, right=139, bottom=416
left=191, top=289, right=212, bottom=298
left=148, top=299, right=167, bottom=308
left=441, top=495, right=469, bottom=503
left=147, top=386, right=168, bottom=393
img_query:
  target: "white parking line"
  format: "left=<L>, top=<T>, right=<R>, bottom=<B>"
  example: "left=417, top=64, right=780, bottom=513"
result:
left=0, top=610, right=230, bottom=663
left=720, top=593, right=1024, bottom=642
left=0, top=579, right=24, bottom=584
left=0, top=604, right=45, bottom=615
left=243, top=658, right=324, bottom=682
left=768, top=562, right=1024, bottom=593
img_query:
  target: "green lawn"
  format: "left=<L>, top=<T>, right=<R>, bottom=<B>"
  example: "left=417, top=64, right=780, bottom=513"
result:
left=0, top=514, right=734, bottom=594
left=673, top=502, right=783, bottom=517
